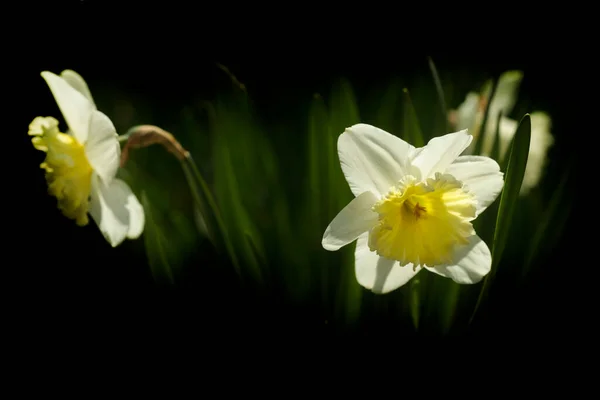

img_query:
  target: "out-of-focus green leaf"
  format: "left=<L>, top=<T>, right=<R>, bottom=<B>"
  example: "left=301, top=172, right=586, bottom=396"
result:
left=439, top=281, right=461, bottom=334
left=522, top=165, right=571, bottom=277
left=191, top=96, right=268, bottom=278
left=374, top=78, right=403, bottom=133
left=180, top=104, right=213, bottom=174
left=335, top=261, right=363, bottom=326
left=327, top=78, right=362, bottom=325
left=190, top=66, right=272, bottom=285
left=180, top=157, right=219, bottom=250
left=490, top=111, right=503, bottom=162
left=212, top=140, right=264, bottom=283
left=303, top=93, right=333, bottom=308
left=307, top=94, right=330, bottom=231
left=193, top=204, right=208, bottom=237
left=403, top=88, right=425, bottom=147
left=181, top=156, right=239, bottom=275
left=492, top=113, right=531, bottom=268
left=470, top=114, right=531, bottom=323
left=140, top=191, right=174, bottom=284
left=328, top=78, right=359, bottom=212
left=418, top=272, right=438, bottom=334
left=409, top=277, right=421, bottom=331
left=118, top=139, right=201, bottom=285
left=427, top=57, right=449, bottom=133
left=329, top=78, right=361, bottom=130
left=472, top=77, right=498, bottom=156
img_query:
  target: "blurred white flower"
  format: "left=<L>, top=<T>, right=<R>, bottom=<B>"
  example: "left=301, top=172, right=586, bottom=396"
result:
left=449, top=70, right=554, bottom=195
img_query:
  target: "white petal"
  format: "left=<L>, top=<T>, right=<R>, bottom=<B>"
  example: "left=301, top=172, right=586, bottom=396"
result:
left=425, top=235, right=491, bottom=284
left=338, top=123, right=416, bottom=197
left=123, top=181, right=145, bottom=239
left=479, top=71, right=524, bottom=152
left=322, top=191, right=378, bottom=251
left=89, top=174, right=144, bottom=247
left=355, top=233, right=421, bottom=294
left=480, top=115, right=517, bottom=158
left=493, top=116, right=519, bottom=159
left=41, top=71, right=94, bottom=144
left=454, top=92, right=481, bottom=131
left=530, top=111, right=552, bottom=136
left=446, top=156, right=504, bottom=216
left=60, top=69, right=96, bottom=107
left=519, top=112, right=554, bottom=196
left=487, top=70, right=524, bottom=120
left=411, top=130, right=473, bottom=179
left=84, top=111, right=120, bottom=184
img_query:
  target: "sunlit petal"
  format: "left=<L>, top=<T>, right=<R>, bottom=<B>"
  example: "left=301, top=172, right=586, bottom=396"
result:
left=322, top=191, right=378, bottom=251
left=338, top=123, right=416, bottom=197
left=446, top=156, right=504, bottom=216
left=411, top=130, right=472, bottom=179
left=355, top=233, right=421, bottom=293
left=425, top=235, right=491, bottom=284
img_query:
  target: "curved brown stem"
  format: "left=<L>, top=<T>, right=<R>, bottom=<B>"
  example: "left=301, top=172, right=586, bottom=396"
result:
left=120, top=125, right=189, bottom=167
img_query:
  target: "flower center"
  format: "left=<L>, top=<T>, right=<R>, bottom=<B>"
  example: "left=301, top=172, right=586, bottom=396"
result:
left=29, top=117, right=93, bottom=226
left=369, top=173, right=477, bottom=268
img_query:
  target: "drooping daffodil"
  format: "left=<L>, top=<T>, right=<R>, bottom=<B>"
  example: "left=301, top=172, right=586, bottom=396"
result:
left=28, top=70, right=144, bottom=247
left=321, top=124, right=504, bottom=294
left=449, top=70, right=554, bottom=195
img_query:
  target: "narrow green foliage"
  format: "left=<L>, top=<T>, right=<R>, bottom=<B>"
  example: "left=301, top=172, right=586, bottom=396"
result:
left=327, top=78, right=362, bottom=325
left=328, top=78, right=360, bottom=211
left=470, top=114, right=531, bottom=323
left=307, top=94, right=330, bottom=231
left=522, top=165, right=571, bottom=276
left=374, top=78, right=403, bottom=133
left=181, top=156, right=241, bottom=276
left=409, top=277, right=421, bottom=331
left=439, top=282, right=461, bottom=334
left=140, top=191, right=174, bottom=284
left=490, top=111, right=503, bottom=162
left=472, top=77, right=498, bottom=155
left=402, top=88, right=425, bottom=147
left=427, top=57, right=449, bottom=133
left=492, top=114, right=533, bottom=269
left=212, top=135, right=264, bottom=283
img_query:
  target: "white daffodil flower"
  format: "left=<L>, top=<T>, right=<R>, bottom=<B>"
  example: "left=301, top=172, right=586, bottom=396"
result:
left=321, top=124, right=504, bottom=294
left=28, top=70, right=144, bottom=247
left=449, top=70, right=554, bottom=195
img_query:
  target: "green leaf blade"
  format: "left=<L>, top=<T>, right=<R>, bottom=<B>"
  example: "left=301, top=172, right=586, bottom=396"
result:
left=470, top=113, right=531, bottom=324
left=402, top=88, right=425, bottom=147
left=140, top=191, right=174, bottom=285
left=491, top=113, right=532, bottom=269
